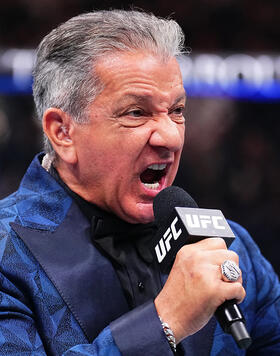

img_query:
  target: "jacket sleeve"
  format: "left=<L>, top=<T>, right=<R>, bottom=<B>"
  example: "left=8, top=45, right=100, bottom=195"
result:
left=63, top=302, right=173, bottom=356
left=229, top=222, right=280, bottom=355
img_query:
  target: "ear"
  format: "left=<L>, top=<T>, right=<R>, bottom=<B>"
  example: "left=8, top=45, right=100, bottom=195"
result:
left=43, top=108, right=77, bottom=164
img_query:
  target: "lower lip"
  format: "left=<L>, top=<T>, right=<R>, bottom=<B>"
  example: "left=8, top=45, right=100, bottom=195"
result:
left=140, top=175, right=168, bottom=197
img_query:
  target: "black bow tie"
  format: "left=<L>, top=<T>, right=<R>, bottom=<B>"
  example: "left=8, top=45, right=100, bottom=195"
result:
left=91, top=214, right=156, bottom=265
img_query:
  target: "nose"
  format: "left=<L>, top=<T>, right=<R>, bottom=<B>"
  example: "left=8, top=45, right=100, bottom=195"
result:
left=148, top=116, right=185, bottom=152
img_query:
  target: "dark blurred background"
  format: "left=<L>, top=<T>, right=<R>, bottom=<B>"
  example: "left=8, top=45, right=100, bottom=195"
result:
left=0, top=0, right=279, bottom=275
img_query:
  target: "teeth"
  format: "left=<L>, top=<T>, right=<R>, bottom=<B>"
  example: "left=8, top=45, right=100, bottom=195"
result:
left=147, top=163, right=167, bottom=170
left=144, top=182, right=160, bottom=190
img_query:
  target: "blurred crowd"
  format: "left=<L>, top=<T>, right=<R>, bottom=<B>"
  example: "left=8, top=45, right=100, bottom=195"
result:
left=1, top=0, right=280, bottom=51
left=0, top=0, right=280, bottom=275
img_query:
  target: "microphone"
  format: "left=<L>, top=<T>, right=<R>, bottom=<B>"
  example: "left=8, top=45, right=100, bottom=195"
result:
left=151, top=186, right=252, bottom=349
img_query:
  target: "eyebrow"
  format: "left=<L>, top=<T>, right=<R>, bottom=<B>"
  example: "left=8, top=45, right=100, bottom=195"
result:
left=119, top=92, right=187, bottom=105
left=172, top=93, right=187, bottom=105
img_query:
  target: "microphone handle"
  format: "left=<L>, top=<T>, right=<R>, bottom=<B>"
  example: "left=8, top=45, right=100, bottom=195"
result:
left=215, top=299, right=252, bottom=349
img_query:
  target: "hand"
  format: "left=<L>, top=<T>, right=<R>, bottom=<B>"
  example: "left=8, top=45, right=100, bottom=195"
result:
left=154, top=237, right=245, bottom=344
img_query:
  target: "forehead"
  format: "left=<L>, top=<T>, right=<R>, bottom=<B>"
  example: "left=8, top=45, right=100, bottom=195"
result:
left=94, top=50, right=185, bottom=102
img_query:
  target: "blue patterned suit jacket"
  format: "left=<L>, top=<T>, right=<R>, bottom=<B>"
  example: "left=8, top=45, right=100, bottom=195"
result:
left=0, top=154, right=279, bottom=355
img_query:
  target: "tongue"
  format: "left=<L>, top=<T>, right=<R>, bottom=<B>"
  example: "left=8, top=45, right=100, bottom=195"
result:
left=140, top=168, right=161, bottom=184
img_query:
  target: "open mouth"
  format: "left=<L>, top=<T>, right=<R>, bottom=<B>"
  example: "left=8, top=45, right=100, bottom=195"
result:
left=140, top=163, right=167, bottom=190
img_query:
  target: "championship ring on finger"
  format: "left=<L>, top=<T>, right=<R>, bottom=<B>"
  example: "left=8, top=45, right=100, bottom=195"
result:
left=221, top=260, right=241, bottom=282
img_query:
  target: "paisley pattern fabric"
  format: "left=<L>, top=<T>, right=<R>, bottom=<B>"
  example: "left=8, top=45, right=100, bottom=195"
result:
left=0, top=154, right=279, bottom=355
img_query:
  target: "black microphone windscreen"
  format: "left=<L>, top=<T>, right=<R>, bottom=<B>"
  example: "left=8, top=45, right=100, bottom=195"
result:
left=153, top=186, right=198, bottom=227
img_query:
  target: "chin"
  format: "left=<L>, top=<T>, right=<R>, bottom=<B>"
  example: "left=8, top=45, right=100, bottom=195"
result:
left=133, top=204, right=155, bottom=224
left=118, top=202, right=154, bottom=224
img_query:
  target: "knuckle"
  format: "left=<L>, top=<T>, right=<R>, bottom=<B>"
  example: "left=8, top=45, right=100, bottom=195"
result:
left=211, top=237, right=227, bottom=249
left=227, top=250, right=239, bottom=264
left=176, top=245, right=190, bottom=260
left=233, top=281, right=245, bottom=294
left=178, top=245, right=201, bottom=261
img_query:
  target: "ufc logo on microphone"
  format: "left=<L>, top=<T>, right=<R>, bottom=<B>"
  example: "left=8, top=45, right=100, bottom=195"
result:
left=155, top=216, right=182, bottom=263
left=185, top=214, right=226, bottom=230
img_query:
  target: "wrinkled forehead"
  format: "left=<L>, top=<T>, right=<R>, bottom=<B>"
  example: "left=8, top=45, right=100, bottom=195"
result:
left=93, top=50, right=185, bottom=102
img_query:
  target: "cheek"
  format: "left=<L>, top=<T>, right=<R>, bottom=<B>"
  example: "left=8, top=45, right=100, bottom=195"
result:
left=115, top=129, right=149, bottom=157
left=179, top=122, right=186, bottom=140
left=77, top=125, right=149, bottom=177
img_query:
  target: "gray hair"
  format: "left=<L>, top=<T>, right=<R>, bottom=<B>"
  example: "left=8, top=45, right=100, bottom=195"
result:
left=32, top=9, right=186, bottom=154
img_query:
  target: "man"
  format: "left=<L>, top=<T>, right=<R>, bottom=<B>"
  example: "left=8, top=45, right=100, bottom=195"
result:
left=0, top=9, right=279, bottom=355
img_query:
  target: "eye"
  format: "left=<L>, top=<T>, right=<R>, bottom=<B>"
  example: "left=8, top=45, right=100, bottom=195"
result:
left=116, top=108, right=148, bottom=128
left=168, top=105, right=186, bottom=124
left=170, top=106, right=185, bottom=116
left=125, top=109, right=145, bottom=117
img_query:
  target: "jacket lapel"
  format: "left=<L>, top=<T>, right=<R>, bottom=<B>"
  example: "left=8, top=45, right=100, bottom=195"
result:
left=11, top=201, right=129, bottom=342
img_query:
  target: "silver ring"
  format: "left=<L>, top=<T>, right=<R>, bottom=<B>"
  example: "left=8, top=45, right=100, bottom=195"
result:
left=221, top=260, right=241, bottom=282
